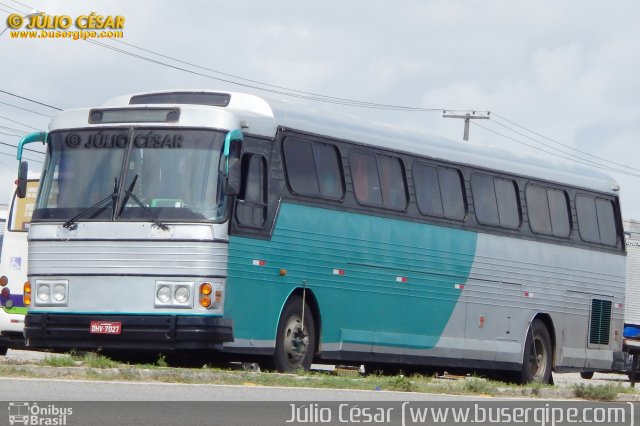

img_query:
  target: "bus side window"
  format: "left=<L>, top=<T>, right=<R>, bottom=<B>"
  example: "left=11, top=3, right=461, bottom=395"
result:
left=350, top=151, right=381, bottom=206
left=235, top=154, right=267, bottom=229
left=377, top=155, right=407, bottom=211
left=576, top=194, right=617, bottom=246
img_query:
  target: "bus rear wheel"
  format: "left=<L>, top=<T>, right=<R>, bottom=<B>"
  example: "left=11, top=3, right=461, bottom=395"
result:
left=272, top=296, right=316, bottom=373
left=519, top=319, right=552, bottom=384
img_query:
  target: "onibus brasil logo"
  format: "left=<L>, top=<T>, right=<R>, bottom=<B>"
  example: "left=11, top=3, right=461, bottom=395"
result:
left=8, top=402, right=72, bottom=425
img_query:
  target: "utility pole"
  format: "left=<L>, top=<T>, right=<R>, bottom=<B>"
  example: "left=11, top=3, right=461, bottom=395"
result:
left=442, top=111, right=490, bottom=141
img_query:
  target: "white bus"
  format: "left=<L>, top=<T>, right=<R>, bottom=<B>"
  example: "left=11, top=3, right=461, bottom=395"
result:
left=0, top=176, right=38, bottom=354
left=15, top=90, right=626, bottom=383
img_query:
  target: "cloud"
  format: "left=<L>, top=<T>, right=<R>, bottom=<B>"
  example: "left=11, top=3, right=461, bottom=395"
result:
left=1, top=0, right=639, bottom=217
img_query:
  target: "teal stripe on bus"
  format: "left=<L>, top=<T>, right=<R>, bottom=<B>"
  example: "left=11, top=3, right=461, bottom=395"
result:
left=226, top=202, right=478, bottom=350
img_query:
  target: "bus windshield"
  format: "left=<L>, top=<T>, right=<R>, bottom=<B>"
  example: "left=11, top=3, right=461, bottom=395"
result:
left=34, top=128, right=227, bottom=223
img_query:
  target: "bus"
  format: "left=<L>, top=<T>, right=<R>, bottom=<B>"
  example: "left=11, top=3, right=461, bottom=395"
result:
left=16, top=90, right=626, bottom=383
left=0, top=176, right=38, bottom=355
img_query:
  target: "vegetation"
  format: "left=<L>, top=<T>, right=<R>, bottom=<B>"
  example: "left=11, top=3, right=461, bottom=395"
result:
left=1, top=353, right=638, bottom=400
left=573, top=383, right=633, bottom=401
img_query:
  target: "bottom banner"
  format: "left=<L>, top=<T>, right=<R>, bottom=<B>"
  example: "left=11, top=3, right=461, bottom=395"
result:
left=1, top=400, right=638, bottom=426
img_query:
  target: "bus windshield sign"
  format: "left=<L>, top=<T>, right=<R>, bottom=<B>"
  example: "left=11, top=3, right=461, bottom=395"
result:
left=88, top=108, right=180, bottom=124
left=34, top=128, right=228, bottom=223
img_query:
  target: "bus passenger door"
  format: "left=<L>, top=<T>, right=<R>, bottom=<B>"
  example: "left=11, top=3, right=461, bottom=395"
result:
left=226, top=138, right=286, bottom=346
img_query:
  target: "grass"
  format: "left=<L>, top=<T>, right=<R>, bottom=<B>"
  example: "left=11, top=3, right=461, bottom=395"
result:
left=81, top=352, right=121, bottom=368
left=155, top=355, right=168, bottom=368
left=42, top=354, right=77, bottom=367
left=2, top=353, right=637, bottom=400
left=460, top=376, right=495, bottom=394
left=573, top=383, right=633, bottom=401
left=41, top=352, right=120, bottom=369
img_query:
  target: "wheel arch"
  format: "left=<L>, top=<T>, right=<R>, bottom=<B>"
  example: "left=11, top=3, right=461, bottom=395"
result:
left=281, top=287, right=322, bottom=355
left=529, top=313, right=557, bottom=369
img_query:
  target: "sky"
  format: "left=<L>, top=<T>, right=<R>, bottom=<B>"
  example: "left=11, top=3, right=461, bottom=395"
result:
left=1, top=1, right=640, bottom=219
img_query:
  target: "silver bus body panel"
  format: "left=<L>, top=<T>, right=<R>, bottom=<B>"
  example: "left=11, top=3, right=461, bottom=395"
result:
left=28, top=223, right=228, bottom=315
left=434, top=233, right=625, bottom=371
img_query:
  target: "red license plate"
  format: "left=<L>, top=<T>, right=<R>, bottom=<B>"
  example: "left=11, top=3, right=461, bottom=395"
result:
left=89, top=321, right=122, bottom=335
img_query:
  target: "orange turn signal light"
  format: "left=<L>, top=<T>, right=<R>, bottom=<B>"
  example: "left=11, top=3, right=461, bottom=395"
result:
left=200, top=283, right=212, bottom=295
left=200, top=295, right=212, bottom=308
left=23, top=281, right=31, bottom=306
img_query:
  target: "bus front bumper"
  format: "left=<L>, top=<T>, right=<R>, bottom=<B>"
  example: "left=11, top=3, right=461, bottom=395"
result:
left=24, top=313, right=233, bottom=351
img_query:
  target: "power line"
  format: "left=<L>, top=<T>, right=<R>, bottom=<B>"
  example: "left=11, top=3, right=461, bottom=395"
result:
left=108, top=38, right=453, bottom=112
left=0, top=114, right=41, bottom=131
left=0, top=1, right=23, bottom=13
left=0, top=90, right=62, bottom=111
left=0, top=139, right=45, bottom=157
left=6, top=0, right=32, bottom=11
left=0, top=100, right=52, bottom=117
left=8, top=1, right=636, bottom=179
left=471, top=121, right=640, bottom=178
left=0, top=125, right=27, bottom=135
left=492, top=112, right=640, bottom=173
left=0, top=150, right=42, bottom=163
left=0, top=6, right=14, bottom=14
left=87, top=39, right=449, bottom=112
left=489, top=117, right=640, bottom=174
left=0, top=130, right=24, bottom=138
left=0, top=144, right=43, bottom=163
left=79, top=40, right=640, bottom=178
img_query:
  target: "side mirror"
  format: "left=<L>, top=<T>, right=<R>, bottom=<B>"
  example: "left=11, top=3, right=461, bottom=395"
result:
left=225, top=157, right=241, bottom=196
left=16, top=161, right=28, bottom=199
left=222, top=128, right=244, bottom=196
left=17, top=131, right=47, bottom=161
left=223, top=129, right=244, bottom=173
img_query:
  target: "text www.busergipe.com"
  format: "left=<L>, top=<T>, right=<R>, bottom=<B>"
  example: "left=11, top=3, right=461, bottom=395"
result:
left=401, top=403, right=633, bottom=426
left=10, top=29, right=123, bottom=40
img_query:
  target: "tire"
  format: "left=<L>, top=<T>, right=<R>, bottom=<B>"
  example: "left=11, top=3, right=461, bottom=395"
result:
left=519, top=319, right=553, bottom=384
left=0, top=345, right=7, bottom=356
left=580, top=371, right=594, bottom=380
left=272, top=296, right=316, bottom=372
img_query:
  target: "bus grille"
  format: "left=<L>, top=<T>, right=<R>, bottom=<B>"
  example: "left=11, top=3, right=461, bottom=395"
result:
left=589, top=299, right=612, bottom=345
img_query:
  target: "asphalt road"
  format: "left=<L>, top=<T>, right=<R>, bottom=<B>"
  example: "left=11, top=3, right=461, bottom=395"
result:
left=1, top=377, right=635, bottom=426
left=0, top=376, right=489, bottom=401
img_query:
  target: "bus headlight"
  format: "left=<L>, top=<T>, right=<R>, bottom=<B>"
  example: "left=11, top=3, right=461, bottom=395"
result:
left=157, top=286, right=171, bottom=304
left=37, top=285, right=51, bottom=302
left=53, top=284, right=67, bottom=302
left=174, top=286, right=190, bottom=304
left=32, top=280, right=68, bottom=306
left=154, top=281, right=194, bottom=308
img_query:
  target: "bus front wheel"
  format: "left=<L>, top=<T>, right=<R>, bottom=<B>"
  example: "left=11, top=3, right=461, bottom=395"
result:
left=519, top=319, right=552, bottom=384
left=272, top=296, right=316, bottom=373
left=0, top=345, right=6, bottom=356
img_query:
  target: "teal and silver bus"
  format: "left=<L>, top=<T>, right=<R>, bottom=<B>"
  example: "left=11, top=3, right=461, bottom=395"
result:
left=17, top=90, right=626, bottom=383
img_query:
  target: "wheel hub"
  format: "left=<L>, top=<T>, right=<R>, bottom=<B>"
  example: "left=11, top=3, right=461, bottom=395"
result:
left=283, top=316, right=309, bottom=363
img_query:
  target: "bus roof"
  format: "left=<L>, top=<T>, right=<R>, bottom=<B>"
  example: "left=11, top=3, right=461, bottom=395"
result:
left=48, top=89, right=619, bottom=195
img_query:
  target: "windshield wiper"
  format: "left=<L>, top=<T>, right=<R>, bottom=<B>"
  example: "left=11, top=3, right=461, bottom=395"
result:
left=63, top=178, right=118, bottom=230
left=118, top=174, right=169, bottom=231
